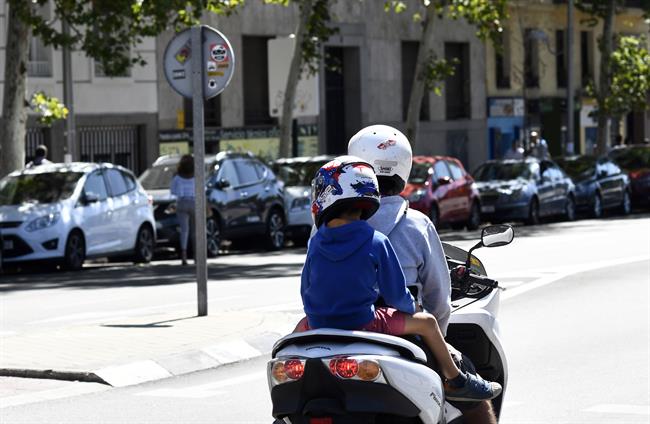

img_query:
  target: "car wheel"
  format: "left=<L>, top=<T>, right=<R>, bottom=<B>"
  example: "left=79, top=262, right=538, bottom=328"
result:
left=466, top=201, right=481, bottom=231
left=206, top=216, right=221, bottom=258
left=591, top=193, right=603, bottom=218
left=63, top=230, right=85, bottom=271
left=429, top=204, right=440, bottom=228
left=525, top=198, right=540, bottom=226
left=619, top=190, right=631, bottom=215
left=564, top=196, right=576, bottom=221
left=265, top=209, right=286, bottom=251
left=133, top=225, right=154, bottom=263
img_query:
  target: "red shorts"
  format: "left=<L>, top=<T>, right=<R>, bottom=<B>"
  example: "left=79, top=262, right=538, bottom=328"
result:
left=295, top=307, right=407, bottom=336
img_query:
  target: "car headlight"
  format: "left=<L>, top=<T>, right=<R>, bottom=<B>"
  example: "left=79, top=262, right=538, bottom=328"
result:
left=25, top=212, right=60, bottom=232
left=408, top=189, right=427, bottom=202
left=291, top=197, right=311, bottom=210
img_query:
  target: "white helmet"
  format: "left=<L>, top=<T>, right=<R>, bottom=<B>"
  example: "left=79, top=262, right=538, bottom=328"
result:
left=347, top=125, right=412, bottom=190
left=311, top=155, right=380, bottom=227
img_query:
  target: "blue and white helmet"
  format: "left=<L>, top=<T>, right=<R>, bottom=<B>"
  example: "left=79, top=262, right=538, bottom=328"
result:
left=311, top=155, right=380, bottom=227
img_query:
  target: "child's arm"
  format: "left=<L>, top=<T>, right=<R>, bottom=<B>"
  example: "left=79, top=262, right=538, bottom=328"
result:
left=376, top=239, right=416, bottom=314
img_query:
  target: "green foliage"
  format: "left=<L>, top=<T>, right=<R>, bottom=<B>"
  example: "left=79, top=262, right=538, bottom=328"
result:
left=421, top=54, right=459, bottom=96
left=384, top=0, right=508, bottom=45
left=9, top=0, right=243, bottom=77
left=587, top=35, right=650, bottom=117
left=30, top=91, right=69, bottom=126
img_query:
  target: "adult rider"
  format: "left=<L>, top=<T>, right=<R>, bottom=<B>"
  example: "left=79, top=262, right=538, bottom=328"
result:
left=348, top=125, right=497, bottom=424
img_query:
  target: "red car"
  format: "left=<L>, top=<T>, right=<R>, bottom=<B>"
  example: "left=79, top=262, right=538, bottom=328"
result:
left=400, top=155, right=481, bottom=230
left=608, top=144, right=650, bottom=209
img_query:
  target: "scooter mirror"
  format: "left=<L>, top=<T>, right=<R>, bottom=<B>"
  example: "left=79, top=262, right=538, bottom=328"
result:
left=481, top=224, right=514, bottom=248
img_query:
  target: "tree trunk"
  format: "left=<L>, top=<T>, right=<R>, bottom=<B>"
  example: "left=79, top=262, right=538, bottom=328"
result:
left=595, top=0, right=616, bottom=155
left=405, top=5, right=437, bottom=146
left=0, top=4, right=30, bottom=177
left=279, top=0, right=313, bottom=158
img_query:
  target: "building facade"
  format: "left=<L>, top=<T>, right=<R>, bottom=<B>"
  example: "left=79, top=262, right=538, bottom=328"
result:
left=0, top=2, right=159, bottom=174
left=485, top=0, right=650, bottom=158
left=156, top=0, right=489, bottom=171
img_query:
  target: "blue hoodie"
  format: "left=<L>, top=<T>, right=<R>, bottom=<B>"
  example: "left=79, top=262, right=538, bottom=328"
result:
left=301, top=220, right=416, bottom=330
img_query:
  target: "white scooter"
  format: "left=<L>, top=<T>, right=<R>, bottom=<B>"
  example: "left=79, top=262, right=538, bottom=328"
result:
left=267, top=224, right=514, bottom=424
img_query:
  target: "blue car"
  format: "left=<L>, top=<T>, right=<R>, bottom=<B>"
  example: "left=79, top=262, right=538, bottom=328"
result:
left=473, top=158, right=576, bottom=225
left=555, top=155, right=631, bottom=218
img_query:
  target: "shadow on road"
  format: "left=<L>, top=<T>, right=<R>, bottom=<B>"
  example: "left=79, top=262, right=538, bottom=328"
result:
left=0, top=247, right=306, bottom=293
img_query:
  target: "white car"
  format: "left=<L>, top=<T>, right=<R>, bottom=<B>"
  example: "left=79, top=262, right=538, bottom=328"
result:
left=0, top=162, right=156, bottom=270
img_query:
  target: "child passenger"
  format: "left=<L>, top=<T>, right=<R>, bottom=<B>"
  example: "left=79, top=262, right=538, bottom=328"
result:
left=295, top=156, right=501, bottom=402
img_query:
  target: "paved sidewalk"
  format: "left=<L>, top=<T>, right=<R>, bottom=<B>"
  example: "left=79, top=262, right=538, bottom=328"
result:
left=0, top=308, right=300, bottom=387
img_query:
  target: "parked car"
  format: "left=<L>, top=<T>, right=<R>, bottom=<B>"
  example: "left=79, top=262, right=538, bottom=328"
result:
left=271, top=155, right=334, bottom=245
left=555, top=155, right=631, bottom=217
left=608, top=144, right=650, bottom=208
left=0, top=162, right=156, bottom=270
left=400, top=155, right=481, bottom=230
left=473, top=158, right=576, bottom=225
left=138, top=151, right=286, bottom=255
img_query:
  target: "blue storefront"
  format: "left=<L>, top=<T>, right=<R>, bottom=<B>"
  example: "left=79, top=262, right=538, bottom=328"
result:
left=487, top=97, right=525, bottom=159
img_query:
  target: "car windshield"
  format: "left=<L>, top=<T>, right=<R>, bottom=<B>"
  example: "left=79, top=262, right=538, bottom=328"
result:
left=139, top=162, right=216, bottom=190
left=276, top=161, right=328, bottom=186
left=609, top=147, right=650, bottom=170
left=473, top=162, right=532, bottom=181
left=0, top=171, right=82, bottom=205
left=409, top=162, right=432, bottom=184
left=556, top=157, right=596, bottom=182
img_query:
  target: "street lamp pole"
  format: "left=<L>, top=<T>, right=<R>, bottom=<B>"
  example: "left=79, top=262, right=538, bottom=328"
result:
left=566, top=0, right=575, bottom=155
left=62, top=19, right=76, bottom=163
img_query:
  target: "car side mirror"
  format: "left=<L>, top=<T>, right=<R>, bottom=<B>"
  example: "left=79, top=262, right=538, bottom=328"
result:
left=82, top=192, right=100, bottom=205
left=436, top=176, right=452, bottom=186
left=481, top=224, right=514, bottom=248
left=214, top=178, right=230, bottom=189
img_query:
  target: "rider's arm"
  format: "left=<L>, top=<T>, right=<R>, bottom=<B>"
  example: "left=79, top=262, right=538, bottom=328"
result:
left=376, top=238, right=416, bottom=315
left=419, top=221, right=452, bottom=335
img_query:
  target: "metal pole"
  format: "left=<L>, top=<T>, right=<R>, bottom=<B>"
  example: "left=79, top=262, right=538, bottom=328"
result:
left=191, top=26, right=208, bottom=316
left=62, top=19, right=75, bottom=163
left=566, top=0, right=575, bottom=155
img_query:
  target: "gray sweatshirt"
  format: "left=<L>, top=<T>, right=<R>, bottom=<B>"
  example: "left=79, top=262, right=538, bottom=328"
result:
left=366, top=195, right=452, bottom=335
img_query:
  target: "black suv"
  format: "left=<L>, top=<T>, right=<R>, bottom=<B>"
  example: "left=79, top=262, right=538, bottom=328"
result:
left=139, top=151, right=286, bottom=256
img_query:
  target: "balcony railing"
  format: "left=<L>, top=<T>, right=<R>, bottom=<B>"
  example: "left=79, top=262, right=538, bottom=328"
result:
left=27, top=61, right=52, bottom=77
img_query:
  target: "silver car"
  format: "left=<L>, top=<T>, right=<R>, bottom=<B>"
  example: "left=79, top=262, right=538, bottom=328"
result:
left=272, top=155, right=334, bottom=246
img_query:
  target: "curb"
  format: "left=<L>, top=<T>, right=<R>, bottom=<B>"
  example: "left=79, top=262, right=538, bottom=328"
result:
left=0, top=331, right=284, bottom=388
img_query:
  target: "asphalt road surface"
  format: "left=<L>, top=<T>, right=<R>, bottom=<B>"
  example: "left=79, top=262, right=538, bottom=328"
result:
left=1, top=214, right=649, bottom=423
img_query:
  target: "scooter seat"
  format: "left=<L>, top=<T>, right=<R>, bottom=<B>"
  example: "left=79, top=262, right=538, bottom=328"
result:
left=272, top=328, right=427, bottom=363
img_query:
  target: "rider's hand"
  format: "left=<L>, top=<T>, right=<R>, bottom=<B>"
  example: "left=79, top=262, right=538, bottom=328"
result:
left=451, top=265, right=467, bottom=279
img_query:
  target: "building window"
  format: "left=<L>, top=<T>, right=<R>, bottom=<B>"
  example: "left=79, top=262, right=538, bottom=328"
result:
left=28, top=36, right=52, bottom=77
left=445, top=42, right=470, bottom=120
left=401, top=41, right=429, bottom=121
left=495, top=30, right=511, bottom=89
left=95, top=60, right=132, bottom=78
left=184, top=97, right=221, bottom=128
left=243, top=36, right=273, bottom=126
left=580, top=31, right=594, bottom=88
left=556, top=30, right=567, bottom=88
left=524, top=28, right=540, bottom=88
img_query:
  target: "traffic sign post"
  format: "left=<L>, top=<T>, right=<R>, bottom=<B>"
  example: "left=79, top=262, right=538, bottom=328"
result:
left=163, top=26, right=235, bottom=317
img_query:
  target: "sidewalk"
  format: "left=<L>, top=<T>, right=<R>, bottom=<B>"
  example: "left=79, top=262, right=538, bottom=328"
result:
left=0, top=308, right=301, bottom=387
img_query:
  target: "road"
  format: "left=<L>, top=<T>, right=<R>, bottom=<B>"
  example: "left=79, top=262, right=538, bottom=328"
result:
left=1, top=214, right=649, bottom=423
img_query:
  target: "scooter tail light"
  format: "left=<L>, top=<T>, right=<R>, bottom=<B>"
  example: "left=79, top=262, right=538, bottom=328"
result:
left=270, top=358, right=306, bottom=385
left=325, top=356, right=383, bottom=382
left=357, top=359, right=381, bottom=381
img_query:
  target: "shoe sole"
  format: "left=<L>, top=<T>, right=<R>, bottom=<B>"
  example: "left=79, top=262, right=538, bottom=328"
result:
left=445, top=387, right=502, bottom=402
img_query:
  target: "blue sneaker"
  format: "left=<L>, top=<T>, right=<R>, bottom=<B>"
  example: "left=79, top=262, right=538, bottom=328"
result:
left=444, top=373, right=502, bottom=402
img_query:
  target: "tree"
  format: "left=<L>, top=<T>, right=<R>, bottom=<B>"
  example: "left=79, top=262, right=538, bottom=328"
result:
left=387, top=0, right=508, bottom=145
left=0, top=0, right=243, bottom=177
left=578, top=0, right=650, bottom=154
left=265, top=0, right=337, bottom=158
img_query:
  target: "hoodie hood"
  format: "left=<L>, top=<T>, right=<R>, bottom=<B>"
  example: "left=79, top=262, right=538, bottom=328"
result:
left=315, top=220, right=374, bottom=262
left=366, top=195, right=408, bottom=236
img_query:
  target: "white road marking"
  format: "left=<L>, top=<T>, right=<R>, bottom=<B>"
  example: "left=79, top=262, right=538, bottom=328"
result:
left=501, top=255, right=650, bottom=301
left=136, top=371, right=265, bottom=398
left=0, top=383, right=109, bottom=409
left=583, top=404, right=650, bottom=415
